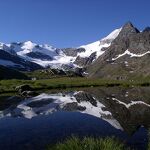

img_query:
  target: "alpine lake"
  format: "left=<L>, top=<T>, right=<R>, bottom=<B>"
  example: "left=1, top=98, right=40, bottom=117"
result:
left=0, top=87, right=150, bottom=150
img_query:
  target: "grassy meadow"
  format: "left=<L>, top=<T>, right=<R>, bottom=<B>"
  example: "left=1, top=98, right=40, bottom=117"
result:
left=0, top=77, right=150, bottom=93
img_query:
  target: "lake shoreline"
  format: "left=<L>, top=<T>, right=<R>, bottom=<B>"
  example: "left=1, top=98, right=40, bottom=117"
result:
left=0, top=77, right=150, bottom=94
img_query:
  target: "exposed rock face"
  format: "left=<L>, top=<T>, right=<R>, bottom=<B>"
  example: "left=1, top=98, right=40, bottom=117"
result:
left=15, top=84, right=37, bottom=97
left=26, top=52, right=53, bottom=60
left=62, top=48, right=85, bottom=57
left=74, top=52, right=97, bottom=67
left=87, top=22, right=150, bottom=79
left=116, top=22, right=139, bottom=38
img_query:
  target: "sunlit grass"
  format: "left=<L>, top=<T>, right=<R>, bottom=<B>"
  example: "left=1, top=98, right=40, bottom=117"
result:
left=0, top=77, right=150, bottom=93
left=47, top=136, right=129, bottom=150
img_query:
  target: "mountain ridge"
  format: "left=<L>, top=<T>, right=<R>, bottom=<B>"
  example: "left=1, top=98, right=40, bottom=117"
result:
left=0, top=26, right=122, bottom=71
left=0, top=22, right=150, bottom=79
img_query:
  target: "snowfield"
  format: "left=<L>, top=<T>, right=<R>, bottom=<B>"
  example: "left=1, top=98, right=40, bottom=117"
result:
left=0, top=28, right=122, bottom=69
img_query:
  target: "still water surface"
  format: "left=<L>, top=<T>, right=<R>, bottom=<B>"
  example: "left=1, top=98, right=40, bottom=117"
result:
left=0, top=87, right=150, bottom=150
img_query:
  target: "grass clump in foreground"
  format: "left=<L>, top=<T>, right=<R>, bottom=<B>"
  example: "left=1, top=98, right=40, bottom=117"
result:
left=48, top=136, right=129, bottom=150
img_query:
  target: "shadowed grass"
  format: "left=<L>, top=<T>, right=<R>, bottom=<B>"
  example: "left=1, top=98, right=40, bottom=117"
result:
left=47, top=136, right=130, bottom=150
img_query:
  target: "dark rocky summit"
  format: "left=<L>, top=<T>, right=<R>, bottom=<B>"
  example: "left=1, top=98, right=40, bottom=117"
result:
left=86, top=22, right=150, bottom=79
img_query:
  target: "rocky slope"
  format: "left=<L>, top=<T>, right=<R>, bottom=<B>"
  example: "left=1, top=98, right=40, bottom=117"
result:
left=0, top=50, right=42, bottom=71
left=0, top=65, right=28, bottom=79
left=86, top=22, right=150, bottom=79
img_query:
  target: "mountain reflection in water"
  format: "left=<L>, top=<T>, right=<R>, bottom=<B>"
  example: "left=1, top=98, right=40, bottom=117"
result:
left=0, top=87, right=150, bottom=150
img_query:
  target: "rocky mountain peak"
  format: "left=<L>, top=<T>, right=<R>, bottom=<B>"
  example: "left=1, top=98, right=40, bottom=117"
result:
left=117, top=22, right=140, bottom=39
left=123, top=21, right=134, bottom=28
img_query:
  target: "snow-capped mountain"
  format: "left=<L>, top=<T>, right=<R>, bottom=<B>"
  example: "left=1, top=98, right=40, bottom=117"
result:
left=0, top=48, right=42, bottom=71
left=0, top=27, right=122, bottom=70
left=1, top=21, right=150, bottom=79
left=79, top=28, right=122, bottom=59
left=74, top=28, right=122, bottom=67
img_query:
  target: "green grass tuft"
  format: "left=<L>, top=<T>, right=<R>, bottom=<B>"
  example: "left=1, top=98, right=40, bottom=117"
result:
left=47, top=136, right=130, bottom=150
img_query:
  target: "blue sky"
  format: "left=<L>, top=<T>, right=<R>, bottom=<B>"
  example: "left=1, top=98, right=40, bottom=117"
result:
left=0, top=0, right=149, bottom=48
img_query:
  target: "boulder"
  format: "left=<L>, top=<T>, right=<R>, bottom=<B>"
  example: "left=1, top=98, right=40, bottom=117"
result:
left=15, top=84, right=33, bottom=93
left=15, top=84, right=38, bottom=97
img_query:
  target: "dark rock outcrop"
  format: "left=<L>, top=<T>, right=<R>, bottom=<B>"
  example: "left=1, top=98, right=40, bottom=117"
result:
left=74, top=52, right=97, bottom=67
left=15, top=85, right=37, bottom=97
left=26, top=52, right=53, bottom=60
left=62, top=48, right=85, bottom=57
left=15, top=84, right=33, bottom=93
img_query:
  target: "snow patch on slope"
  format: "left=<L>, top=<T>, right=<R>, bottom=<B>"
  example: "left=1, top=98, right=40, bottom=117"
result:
left=102, top=28, right=122, bottom=41
left=79, top=41, right=109, bottom=58
left=112, top=49, right=150, bottom=61
left=79, top=28, right=122, bottom=58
